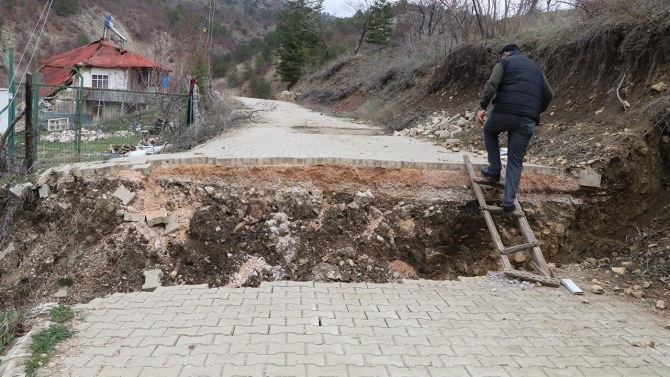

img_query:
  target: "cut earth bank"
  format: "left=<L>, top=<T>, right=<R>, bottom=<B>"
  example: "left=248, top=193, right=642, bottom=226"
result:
left=3, top=161, right=604, bottom=311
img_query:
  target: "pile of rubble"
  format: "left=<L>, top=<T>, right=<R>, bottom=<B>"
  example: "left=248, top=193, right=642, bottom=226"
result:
left=273, top=90, right=300, bottom=102
left=40, top=129, right=136, bottom=143
left=395, top=110, right=485, bottom=154
left=395, top=110, right=476, bottom=141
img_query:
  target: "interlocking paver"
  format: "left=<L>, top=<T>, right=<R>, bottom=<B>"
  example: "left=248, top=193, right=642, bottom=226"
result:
left=42, top=278, right=670, bottom=376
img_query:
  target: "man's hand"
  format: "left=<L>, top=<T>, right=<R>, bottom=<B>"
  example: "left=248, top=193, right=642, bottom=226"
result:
left=476, top=110, right=487, bottom=125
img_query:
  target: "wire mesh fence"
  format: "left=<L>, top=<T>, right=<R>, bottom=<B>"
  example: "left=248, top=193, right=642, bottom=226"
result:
left=34, top=85, right=189, bottom=163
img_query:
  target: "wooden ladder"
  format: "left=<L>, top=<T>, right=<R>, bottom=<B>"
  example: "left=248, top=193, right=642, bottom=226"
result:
left=463, top=155, right=561, bottom=287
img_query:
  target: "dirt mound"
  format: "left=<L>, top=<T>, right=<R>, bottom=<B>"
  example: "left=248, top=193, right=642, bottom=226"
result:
left=0, top=165, right=586, bottom=310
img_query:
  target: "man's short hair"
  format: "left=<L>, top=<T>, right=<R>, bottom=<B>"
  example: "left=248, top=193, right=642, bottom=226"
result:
left=500, top=44, right=519, bottom=54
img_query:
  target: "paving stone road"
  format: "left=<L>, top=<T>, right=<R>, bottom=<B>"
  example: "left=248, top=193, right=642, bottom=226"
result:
left=39, top=277, right=670, bottom=377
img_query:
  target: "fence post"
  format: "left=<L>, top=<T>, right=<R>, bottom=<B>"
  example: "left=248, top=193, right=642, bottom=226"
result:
left=24, top=73, right=34, bottom=173
left=7, top=48, right=15, bottom=160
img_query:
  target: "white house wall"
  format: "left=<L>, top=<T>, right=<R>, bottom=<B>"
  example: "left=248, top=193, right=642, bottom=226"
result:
left=81, top=67, right=128, bottom=90
left=0, top=89, right=9, bottom=134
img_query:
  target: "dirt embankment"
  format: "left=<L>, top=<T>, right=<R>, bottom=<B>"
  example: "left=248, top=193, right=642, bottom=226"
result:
left=0, top=165, right=586, bottom=310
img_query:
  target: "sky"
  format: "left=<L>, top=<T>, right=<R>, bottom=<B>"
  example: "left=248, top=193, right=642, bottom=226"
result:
left=322, top=0, right=354, bottom=17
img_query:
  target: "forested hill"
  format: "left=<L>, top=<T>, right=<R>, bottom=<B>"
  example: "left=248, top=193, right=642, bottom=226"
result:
left=0, top=0, right=284, bottom=85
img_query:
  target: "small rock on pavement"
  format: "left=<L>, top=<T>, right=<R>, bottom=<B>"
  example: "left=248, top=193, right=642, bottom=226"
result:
left=621, top=261, right=634, bottom=268
left=611, top=267, right=626, bottom=275
left=146, top=209, right=169, bottom=227
left=581, top=298, right=590, bottom=304
left=53, top=287, right=68, bottom=298
left=112, top=184, right=136, bottom=205
left=632, top=340, right=647, bottom=348
left=631, top=291, right=644, bottom=299
left=142, top=269, right=164, bottom=291
left=657, top=300, right=666, bottom=310
left=590, top=285, right=605, bottom=294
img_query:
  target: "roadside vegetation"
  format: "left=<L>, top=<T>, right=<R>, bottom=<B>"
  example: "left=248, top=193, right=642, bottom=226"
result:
left=0, top=307, right=29, bottom=357
left=24, top=306, right=75, bottom=377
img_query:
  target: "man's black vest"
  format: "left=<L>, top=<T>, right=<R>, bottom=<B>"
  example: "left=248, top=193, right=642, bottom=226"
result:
left=493, top=51, right=544, bottom=122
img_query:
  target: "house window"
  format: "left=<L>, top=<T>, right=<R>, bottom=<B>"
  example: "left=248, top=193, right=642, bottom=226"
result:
left=92, top=75, right=109, bottom=89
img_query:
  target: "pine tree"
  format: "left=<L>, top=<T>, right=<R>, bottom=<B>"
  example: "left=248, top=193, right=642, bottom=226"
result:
left=276, top=0, right=327, bottom=88
left=365, top=0, right=393, bottom=47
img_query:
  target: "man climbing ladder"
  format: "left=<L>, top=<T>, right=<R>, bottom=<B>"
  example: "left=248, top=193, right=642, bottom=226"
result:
left=476, top=43, right=554, bottom=215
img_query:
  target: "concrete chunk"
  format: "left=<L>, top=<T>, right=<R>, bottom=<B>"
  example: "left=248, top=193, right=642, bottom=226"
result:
left=54, top=287, right=68, bottom=298
left=113, top=184, right=136, bottom=205
left=124, top=213, right=145, bottom=222
left=131, top=163, right=153, bottom=174
left=164, top=215, right=179, bottom=235
left=142, top=269, right=163, bottom=291
left=146, top=209, right=168, bottom=227
left=36, top=169, right=55, bottom=186
left=39, top=184, right=51, bottom=198
left=579, top=169, right=602, bottom=188
left=0, top=242, right=15, bottom=261
left=9, top=183, right=32, bottom=197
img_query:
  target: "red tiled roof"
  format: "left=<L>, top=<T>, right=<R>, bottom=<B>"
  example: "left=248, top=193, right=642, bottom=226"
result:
left=41, top=39, right=170, bottom=87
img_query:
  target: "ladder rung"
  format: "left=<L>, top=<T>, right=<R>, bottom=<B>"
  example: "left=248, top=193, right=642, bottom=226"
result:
left=473, top=178, right=504, bottom=187
left=482, top=205, right=524, bottom=218
left=500, top=242, right=539, bottom=255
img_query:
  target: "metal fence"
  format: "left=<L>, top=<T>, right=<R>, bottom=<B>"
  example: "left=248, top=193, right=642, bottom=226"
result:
left=34, top=84, right=189, bottom=164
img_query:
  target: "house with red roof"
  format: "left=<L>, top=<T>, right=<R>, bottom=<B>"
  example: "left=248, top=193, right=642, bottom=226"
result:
left=40, top=39, right=170, bottom=120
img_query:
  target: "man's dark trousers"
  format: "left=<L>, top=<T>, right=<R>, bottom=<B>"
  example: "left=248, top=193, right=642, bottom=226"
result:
left=483, top=111, right=536, bottom=207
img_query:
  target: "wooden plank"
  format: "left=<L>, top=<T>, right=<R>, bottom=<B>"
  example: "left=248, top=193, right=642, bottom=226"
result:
left=463, top=155, right=511, bottom=270
left=501, top=242, right=539, bottom=255
left=513, top=198, right=554, bottom=278
left=504, top=269, right=561, bottom=287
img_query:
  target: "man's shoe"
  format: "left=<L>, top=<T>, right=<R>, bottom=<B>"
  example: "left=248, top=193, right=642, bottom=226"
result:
left=502, top=204, right=516, bottom=216
left=480, top=166, right=500, bottom=182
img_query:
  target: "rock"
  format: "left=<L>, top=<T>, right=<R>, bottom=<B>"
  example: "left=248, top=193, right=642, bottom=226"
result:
left=631, top=340, right=647, bottom=348
left=39, top=184, right=51, bottom=198
left=443, top=139, right=460, bottom=145
left=597, top=257, right=610, bottom=264
left=9, top=183, right=32, bottom=197
left=204, top=186, right=215, bottom=195
left=579, top=170, right=602, bottom=188
left=642, top=282, right=651, bottom=289
left=164, top=215, right=179, bottom=235
left=581, top=298, right=590, bottom=304
left=547, top=263, right=556, bottom=270
left=348, top=259, right=355, bottom=267
left=112, top=184, right=136, bottom=205
left=338, top=260, right=345, bottom=267
left=234, top=222, right=246, bottom=232
left=424, top=228, right=433, bottom=236
left=425, top=248, right=444, bottom=265
left=632, top=269, right=642, bottom=275
left=169, top=270, right=178, bottom=280
left=624, top=288, right=633, bottom=295
left=397, top=219, right=415, bottom=234
left=621, top=261, right=633, bottom=268
left=611, top=267, right=626, bottom=275
left=651, top=82, right=668, bottom=92
left=590, top=285, right=605, bottom=294
left=53, top=287, right=68, bottom=298
left=512, top=252, right=527, bottom=263
left=146, top=209, right=169, bottom=227
left=409, top=129, right=417, bottom=137
left=657, top=300, right=666, bottom=310
left=376, top=235, right=385, bottom=243
left=586, top=258, right=597, bottom=265
left=0, top=242, right=15, bottom=262
left=347, top=202, right=360, bottom=210
left=299, top=259, right=309, bottom=265
left=124, top=213, right=144, bottom=222
left=649, top=340, right=656, bottom=348
left=631, top=291, right=644, bottom=299
left=322, top=256, right=329, bottom=262
left=142, top=269, right=163, bottom=291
